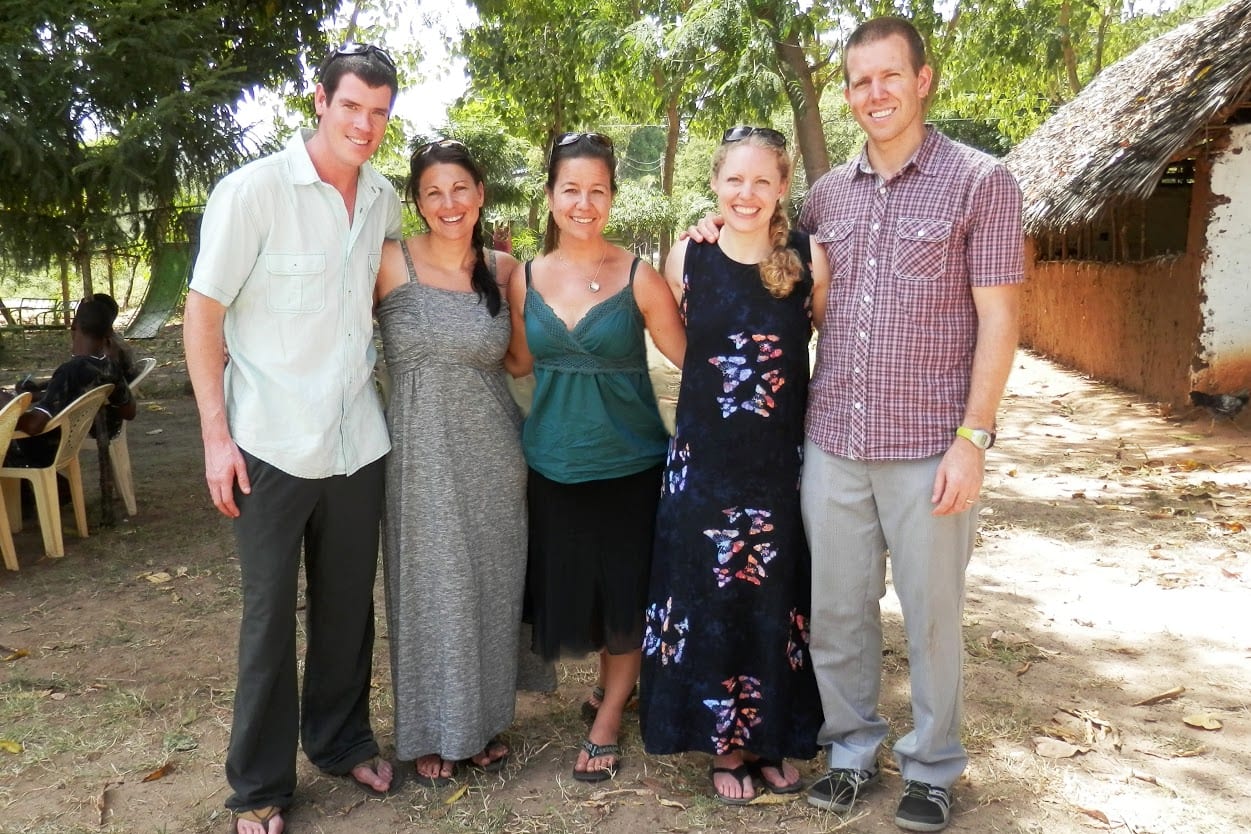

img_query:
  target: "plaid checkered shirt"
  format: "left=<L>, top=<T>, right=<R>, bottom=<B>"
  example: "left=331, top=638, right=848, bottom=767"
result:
left=799, top=127, right=1024, bottom=460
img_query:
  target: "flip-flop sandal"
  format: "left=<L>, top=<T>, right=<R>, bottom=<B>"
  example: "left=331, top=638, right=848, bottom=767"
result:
left=229, top=805, right=285, bottom=833
left=410, top=756, right=455, bottom=788
left=710, top=763, right=756, bottom=805
left=747, top=758, right=804, bottom=794
left=580, top=684, right=640, bottom=722
left=464, top=737, right=510, bottom=773
left=571, top=738, right=620, bottom=783
left=344, top=756, right=403, bottom=797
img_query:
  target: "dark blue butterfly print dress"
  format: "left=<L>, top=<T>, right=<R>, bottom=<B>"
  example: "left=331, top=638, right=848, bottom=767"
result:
left=640, top=234, right=823, bottom=760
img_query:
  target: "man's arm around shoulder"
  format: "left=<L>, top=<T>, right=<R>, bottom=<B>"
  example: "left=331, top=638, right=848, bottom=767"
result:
left=184, top=290, right=250, bottom=518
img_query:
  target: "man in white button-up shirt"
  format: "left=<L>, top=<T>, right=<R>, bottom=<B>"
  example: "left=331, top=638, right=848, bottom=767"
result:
left=185, top=44, right=401, bottom=834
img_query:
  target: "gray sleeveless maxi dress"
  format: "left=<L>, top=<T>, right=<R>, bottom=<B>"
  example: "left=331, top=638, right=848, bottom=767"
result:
left=377, top=244, right=527, bottom=761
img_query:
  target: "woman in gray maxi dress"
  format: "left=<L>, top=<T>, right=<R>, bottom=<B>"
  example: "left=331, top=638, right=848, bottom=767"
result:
left=374, top=140, right=527, bottom=785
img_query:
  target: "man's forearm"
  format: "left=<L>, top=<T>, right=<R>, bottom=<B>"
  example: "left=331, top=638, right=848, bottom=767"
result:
left=183, top=290, right=231, bottom=442
left=963, top=283, right=1020, bottom=430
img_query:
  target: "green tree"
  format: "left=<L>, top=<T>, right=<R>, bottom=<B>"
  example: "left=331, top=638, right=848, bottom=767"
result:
left=0, top=0, right=338, bottom=302
left=462, top=0, right=608, bottom=146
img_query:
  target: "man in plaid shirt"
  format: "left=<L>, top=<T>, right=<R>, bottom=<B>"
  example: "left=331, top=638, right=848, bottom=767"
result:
left=797, top=17, right=1023, bottom=831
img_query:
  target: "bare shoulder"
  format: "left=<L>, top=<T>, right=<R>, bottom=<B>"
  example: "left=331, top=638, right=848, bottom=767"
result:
left=664, top=238, right=690, bottom=275
left=490, top=249, right=520, bottom=287
left=376, top=237, right=413, bottom=300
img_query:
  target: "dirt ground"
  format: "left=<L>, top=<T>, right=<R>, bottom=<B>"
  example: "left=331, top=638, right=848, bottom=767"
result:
left=1, top=324, right=1249, bottom=834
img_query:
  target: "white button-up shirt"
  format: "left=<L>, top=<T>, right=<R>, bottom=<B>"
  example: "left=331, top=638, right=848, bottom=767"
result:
left=191, top=129, right=400, bottom=478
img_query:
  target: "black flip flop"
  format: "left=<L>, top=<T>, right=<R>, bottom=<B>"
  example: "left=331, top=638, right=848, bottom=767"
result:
left=710, top=763, right=756, bottom=805
left=410, top=756, right=455, bottom=788
left=345, top=756, right=404, bottom=797
left=464, top=737, right=510, bottom=773
left=747, top=758, right=804, bottom=794
left=572, top=738, right=620, bottom=783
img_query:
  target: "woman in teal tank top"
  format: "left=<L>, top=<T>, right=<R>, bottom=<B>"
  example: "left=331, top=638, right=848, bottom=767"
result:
left=505, top=132, right=685, bottom=784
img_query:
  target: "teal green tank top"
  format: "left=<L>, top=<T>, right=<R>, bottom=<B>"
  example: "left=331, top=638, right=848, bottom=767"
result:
left=521, top=257, right=669, bottom=484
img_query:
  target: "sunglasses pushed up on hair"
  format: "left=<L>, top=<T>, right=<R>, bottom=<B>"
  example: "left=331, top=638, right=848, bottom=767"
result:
left=549, top=131, right=614, bottom=164
left=414, top=138, right=468, bottom=157
left=326, top=42, right=396, bottom=73
left=721, top=126, right=787, bottom=147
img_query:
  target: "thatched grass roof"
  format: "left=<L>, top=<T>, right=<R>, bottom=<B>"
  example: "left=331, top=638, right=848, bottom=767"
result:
left=1005, top=0, right=1251, bottom=235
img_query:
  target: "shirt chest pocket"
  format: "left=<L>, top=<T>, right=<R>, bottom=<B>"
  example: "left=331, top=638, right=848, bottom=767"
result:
left=812, top=220, right=855, bottom=277
left=892, top=218, right=952, bottom=282
left=266, top=253, right=326, bottom=314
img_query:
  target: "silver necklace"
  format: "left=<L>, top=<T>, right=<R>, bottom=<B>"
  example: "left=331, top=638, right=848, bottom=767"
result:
left=558, top=246, right=609, bottom=293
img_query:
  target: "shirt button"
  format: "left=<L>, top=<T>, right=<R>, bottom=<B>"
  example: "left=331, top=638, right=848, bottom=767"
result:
left=868, top=258, right=876, bottom=267
left=853, top=402, right=863, bottom=410
left=854, top=367, right=862, bottom=374
left=878, top=186, right=886, bottom=195
left=858, top=331, right=867, bottom=339
left=863, top=295, right=871, bottom=303
left=871, top=222, right=880, bottom=232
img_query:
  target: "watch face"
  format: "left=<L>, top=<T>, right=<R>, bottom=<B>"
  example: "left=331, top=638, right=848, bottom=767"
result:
left=958, top=427, right=992, bottom=449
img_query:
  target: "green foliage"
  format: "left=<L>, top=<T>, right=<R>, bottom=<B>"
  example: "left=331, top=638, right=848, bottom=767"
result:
left=462, top=0, right=608, bottom=146
left=620, top=126, right=668, bottom=183
left=0, top=0, right=338, bottom=291
left=412, top=112, right=534, bottom=210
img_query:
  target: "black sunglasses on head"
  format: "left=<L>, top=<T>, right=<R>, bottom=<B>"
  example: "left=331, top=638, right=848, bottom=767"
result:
left=549, top=132, right=614, bottom=164
left=415, top=138, right=468, bottom=156
left=326, top=42, right=396, bottom=73
left=722, top=126, right=787, bottom=147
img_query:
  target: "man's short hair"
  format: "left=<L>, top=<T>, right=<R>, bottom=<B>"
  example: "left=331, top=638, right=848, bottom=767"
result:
left=843, top=17, right=928, bottom=87
left=318, top=47, right=399, bottom=106
left=72, top=298, right=113, bottom=339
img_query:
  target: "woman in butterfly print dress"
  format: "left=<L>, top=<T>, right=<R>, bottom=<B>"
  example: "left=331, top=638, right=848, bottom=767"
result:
left=639, top=128, right=830, bottom=804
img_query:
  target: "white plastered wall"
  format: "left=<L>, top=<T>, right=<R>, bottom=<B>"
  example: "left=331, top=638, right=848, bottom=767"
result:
left=1199, top=123, right=1251, bottom=381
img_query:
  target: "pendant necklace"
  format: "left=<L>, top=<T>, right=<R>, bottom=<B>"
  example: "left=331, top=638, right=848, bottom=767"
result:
left=559, top=246, right=609, bottom=293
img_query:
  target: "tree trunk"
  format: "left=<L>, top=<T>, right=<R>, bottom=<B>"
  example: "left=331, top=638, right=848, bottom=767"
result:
left=774, top=29, right=830, bottom=186
left=59, top=253, right=71, bottom=326
left=660, top=90, right=680, bottom=265
left=1059, top=0, right=1083, bottom=97
left=76, top=227, right=94, bottom=299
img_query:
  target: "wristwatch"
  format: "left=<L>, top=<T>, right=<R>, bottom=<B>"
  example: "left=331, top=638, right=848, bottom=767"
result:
left=956, top=426, right=995, bottom=450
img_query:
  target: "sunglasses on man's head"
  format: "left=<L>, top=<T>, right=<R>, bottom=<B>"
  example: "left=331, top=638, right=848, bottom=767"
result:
left=721, top=126, right=787, bottom=147
left=415, top=138, right=468, bottom=156
left=326, top=42, right=396, bottom=73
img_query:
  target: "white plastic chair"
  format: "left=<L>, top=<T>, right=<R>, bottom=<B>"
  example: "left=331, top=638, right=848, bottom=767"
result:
left=0, top=384, right=114, bottom=559
left=110, top=357, right=156, bottom=516
left=0, top=392, right=33, bottom=570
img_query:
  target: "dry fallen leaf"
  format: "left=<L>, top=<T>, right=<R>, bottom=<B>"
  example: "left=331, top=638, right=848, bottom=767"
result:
left=0, top=739, right=22, bottom=754
left=142, top=762, right=175, bottom=782
left=1034, top=737, right=1086, bottom=758
left=1, top=645, right=28, bottom=662
left=1183, top=713, right=1222, bottom=730
left=1015, top=661, right=1031, bottom=677
left=1133, top=686, right=1185, bottom=706
left=145, top=571, right=173, bottom=584
left=50, top=692, right=67, bottom=701
left=657, top=797, right=685, bottom=809
left=1076, top=806, right=1111, bottom=824
left=443, top=784, right=468, bottom=804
